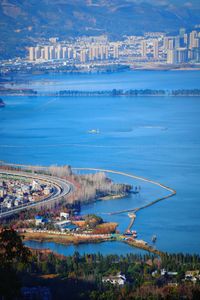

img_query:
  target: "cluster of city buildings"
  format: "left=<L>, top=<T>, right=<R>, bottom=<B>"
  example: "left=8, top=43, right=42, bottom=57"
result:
left=28, top=35, right=118, bottom=64
left=28, top=27, right=200, bottom=65
left=0, top=177, right=53, bottom=210
left=165, top=28, right=200, bottom=64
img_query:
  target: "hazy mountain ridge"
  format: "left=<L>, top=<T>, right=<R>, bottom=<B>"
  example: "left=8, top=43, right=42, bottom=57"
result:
left=0, top=0, right=200, bottom=59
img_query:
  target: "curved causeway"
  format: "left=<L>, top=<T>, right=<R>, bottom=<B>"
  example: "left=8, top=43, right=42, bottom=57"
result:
left=72, top=167, right=176, bottom=215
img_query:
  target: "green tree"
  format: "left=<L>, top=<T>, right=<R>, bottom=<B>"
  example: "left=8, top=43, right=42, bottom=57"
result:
left=0, top=227, right=31, bottom=300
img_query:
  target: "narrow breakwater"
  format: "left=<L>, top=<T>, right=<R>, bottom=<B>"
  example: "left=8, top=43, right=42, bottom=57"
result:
left=73, top=167, right=176, bottom=254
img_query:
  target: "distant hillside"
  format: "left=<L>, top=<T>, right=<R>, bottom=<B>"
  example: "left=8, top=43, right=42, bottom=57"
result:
left=0, top=0, right=200, bottom=59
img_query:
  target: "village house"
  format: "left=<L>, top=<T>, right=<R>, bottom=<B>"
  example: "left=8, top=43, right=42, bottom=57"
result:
left=60, top=212, right=69, bottom=220
left=185, top=270, right=200, bottom=283
left=35, top=215, right=48, bottom=226
left=0, top=187, right=6, bottom=198
left=102, top=272, right=126, bottom=285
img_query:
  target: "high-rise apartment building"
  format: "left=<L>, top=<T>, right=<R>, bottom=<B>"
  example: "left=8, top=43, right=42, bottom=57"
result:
left=68, top=48, right=73, bottom=59
left=89, top=46, right=95, bottom=60
left=183, top=34, right=188, bottom=47
left=175, top=36, right=180, bottom=48
left=167, top=48, right=188, bottom=64
left=44, top=46, right=50, bottom=60
left=34, top=46, right=41, bottom=60
left=28, top=47, right=35, bottom=61
left=163, top=37, right=174, bottom=50
left=141, top=40, right=147, bottom=58
left=55, top=45, right=62, bottom=60
left=167, top=49, right=178, bottom=64
left=177, top=48, right=188, bottom=63
left=153, top=39, right=159, bottom=59
left=189, top=31, right=198, bottom=49
left=113, top=45, right=119, bottom=59
left=80, top=49, right=86, bottom=63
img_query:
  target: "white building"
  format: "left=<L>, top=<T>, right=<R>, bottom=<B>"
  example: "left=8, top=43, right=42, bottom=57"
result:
left=102, top=273, right=126, bottom=285
left=60, top=212, right=69, bottom=220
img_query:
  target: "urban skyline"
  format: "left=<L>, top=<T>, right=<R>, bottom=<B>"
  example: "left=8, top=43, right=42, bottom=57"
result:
left=27, top=27, right=200, bottom=66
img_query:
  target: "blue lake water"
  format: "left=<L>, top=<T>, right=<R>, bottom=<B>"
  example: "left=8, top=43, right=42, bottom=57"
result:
left=1, top=70, right=200, bottom=255
left=4, top=70, right=200, bottom=91
left=25, top=240, right=146, bottom=256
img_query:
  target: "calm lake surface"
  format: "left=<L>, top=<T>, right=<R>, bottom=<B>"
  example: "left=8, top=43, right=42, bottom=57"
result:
left=1, top=70, right=200, bottom=255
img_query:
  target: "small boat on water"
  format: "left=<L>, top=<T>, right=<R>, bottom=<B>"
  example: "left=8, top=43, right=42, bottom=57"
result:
left=125, top=229, right=137, bottom=237
left=88, top=129, right=100, bottom=134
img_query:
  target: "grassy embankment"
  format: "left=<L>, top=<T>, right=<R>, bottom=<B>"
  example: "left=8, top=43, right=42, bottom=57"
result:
left=22, top=222, right=118, bottom=245
left=98, top=193, right=127, bottom=201
left=22, top=232, right=109, bottom=245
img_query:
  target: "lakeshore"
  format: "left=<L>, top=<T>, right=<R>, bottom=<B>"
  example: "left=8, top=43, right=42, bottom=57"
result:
left=22, top=230, right=165, bottom=256
left=0, top=163, right=176, bottom=256
left=24, top=166, right=176, bottom=255
left=22, top=230, right=112, bottom=246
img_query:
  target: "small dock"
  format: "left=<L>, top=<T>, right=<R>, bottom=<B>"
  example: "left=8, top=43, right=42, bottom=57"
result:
left=126, top=213, right=136, bottom=233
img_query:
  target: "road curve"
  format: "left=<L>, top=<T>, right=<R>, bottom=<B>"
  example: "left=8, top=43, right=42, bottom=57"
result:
left=0, top=170, right=74, bottom=218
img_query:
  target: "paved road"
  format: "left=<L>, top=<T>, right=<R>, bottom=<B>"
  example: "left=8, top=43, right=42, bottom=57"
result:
left=0, top=170, right=74, bottom=218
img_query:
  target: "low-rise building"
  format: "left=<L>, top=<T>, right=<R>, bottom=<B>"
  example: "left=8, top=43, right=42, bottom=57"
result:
left=35, top=216, right=48, bottom=226
left=0, top=187, right=6, bottom=198
left=60, top=212, right=69, bottom=220
left=185, top=270, right=200, bottom=282
left=102, top=273, right=126, bottom=285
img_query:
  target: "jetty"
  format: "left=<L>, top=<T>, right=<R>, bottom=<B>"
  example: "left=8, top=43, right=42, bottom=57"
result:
left=72, top=167, right=176, bottom=215
left=126, top=213, right=136, bottom=232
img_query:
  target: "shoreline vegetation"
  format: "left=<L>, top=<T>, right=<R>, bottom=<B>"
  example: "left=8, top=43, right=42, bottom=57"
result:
left=1, top=88, right=200, bottom=97
left=58, top=89, right=200, bottom=97
left=0, top=164, right=132, bottom=207
left=22, top=230, right=115, bottom=246
left=23, top=230, right=164, bottom=256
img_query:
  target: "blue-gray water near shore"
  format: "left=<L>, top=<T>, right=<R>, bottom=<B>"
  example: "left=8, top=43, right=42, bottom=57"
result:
left=1, top=70, right=200, bottom=255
